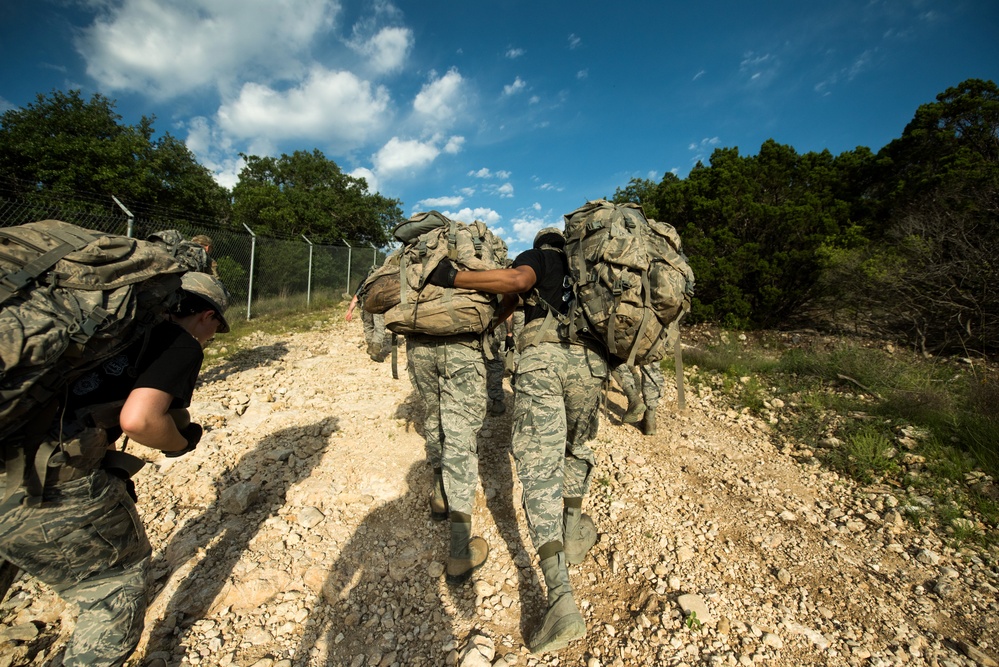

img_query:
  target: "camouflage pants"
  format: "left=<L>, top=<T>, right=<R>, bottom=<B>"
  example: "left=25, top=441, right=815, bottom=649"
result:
left=0, top=439, right=151, bottom=667
left=406, top=336, right=487, bottom=516
left=361, top=309, right=391, bottom=359
left=512, top=341, right=607, bottom=551
left=612, top=361, right=665, bottom=410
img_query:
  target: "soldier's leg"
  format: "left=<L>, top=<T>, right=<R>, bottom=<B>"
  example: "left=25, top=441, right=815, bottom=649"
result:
left=372, top=312, right=391, bottom=359
left=640, top=362, right=665, bottom=435
left=510, top=344, right=567, bottom=551
left=406, top=339, right=444, bottom=488
left=0, top=470, right=151, bottom=667
left=361, top=310, right=379, bottom=358
left=438, top=342, right=487, bottom=516
left=563, top=345, right=607, bottom=500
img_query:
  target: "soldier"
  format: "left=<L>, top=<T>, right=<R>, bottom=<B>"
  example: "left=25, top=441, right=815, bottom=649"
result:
left=428, top=226, right=606, bottom=655
left=190, top=234, right=219, bottom=276
left=0, top=272, right=230, bottom=667
left=345, top=269, right=391, bottom=362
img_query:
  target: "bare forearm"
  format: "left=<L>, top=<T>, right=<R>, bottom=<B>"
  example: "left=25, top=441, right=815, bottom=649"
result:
left=452, top=266, right=535, bottom=294
left=122, top=412, right=188, bottom=452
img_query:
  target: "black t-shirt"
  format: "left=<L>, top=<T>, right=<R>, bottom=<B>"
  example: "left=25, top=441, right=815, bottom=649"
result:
left=66, top=320, right=204, bottom=433
left=513, top=247, right=571, bottom=324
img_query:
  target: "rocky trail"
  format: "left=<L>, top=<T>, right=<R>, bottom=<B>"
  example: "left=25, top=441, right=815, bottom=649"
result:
left=1, top=313, right=997, bottom=667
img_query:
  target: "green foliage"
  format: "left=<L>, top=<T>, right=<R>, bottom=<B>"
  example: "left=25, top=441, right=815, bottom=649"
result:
left=649, top=141, right=864, bottom=328
left=818, top=79, right=999, bottom=354
left=0, top=90, right=230, bottom=221
left=232, top=150, right=401, bottom=246
left=688, top=330, right=997, bottom=544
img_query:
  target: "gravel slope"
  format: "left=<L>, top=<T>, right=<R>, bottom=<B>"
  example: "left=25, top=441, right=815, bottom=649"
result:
left=1, top=314, right=997, bottom=667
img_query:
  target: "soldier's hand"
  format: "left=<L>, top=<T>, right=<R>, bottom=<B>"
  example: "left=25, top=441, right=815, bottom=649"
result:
left=427, top=259, right=458, bottom=288
left=504, top=333, right=515, bottom=351
left=165, top=422, right=203, bottom=457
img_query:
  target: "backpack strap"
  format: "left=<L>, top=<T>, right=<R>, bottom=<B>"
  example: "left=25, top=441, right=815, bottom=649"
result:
left=0, top=225, right=96, bottom=305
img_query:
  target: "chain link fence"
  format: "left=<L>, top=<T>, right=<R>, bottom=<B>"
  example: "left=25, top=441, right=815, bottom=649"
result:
left=0, top=187, right=388, bottom=321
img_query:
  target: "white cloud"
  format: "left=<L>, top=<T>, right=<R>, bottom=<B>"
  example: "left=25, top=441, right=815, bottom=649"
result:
left=217, top=66, right=390, bottom=148
left=509, top=210, right=559, bottom=247
left=506, top=47, right=525, bottom=59
left=537, top=182, right=563, bottom=192
left=469, top=168, right=510, bottom=179
left=372, top=136, right=440, bottom=176
left=413, top=68, right=466, bottom=125
left=576, top=70, right=588, bottom=80
left=459, top=187, right=476, bottom=197
left=442, top=207, right=502, bottom=226
left=419, top=195, right=464, bottom=208
left=496, top=182, right=514, bottom=198
left=693, top=69, right=705, bottom=81
left=568, top=33, right=581, bottom=49
left=351, top=26, right=413, bottom=74
left=77, top=0, right=339, bottom=98
left=185, top=116, right=244, bottom=189
left=345, top=167, right=376, bottom=193
left=503, top=76, right=526, bottom=96
left=0, top=96, right=15, bottom=114
left=443, top=136, right=465, bottom=154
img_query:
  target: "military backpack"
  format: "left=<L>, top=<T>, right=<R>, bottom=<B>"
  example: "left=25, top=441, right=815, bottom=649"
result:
left=361, top=211, right=509, bottom=336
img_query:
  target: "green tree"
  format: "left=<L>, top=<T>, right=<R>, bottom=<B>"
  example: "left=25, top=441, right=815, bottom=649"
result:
left=824, top=79, right=999, bottom=353
left=232, top=150, right=401, bottom=245
left=0, top=90, right=230, bottom=220
left=647, top=141, right=856, bottom=328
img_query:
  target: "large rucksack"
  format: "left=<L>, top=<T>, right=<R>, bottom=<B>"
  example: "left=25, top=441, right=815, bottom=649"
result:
left=0, top=220, right=208, bottom=491
left=361, top=211, right=509, bottom=336
left=561, top=199, right=695, bottom=366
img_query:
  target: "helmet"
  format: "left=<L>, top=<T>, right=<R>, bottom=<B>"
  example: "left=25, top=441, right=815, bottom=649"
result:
left=533, top=226, right=565, bottom=249
left=181, top=272, right=231, bottom=333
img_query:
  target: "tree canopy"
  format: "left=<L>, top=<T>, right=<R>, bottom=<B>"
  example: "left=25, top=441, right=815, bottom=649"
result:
left=611, top=78, right=998, bottom=353
left=0, top=90, right=230, bottom=220
left=231, top=150, right=401, bottom=246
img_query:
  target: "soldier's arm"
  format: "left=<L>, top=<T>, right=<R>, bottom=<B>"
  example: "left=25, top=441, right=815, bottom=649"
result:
left=119, top=387, right=190, bottom=453
left=452, top=265, right=537, bottom=294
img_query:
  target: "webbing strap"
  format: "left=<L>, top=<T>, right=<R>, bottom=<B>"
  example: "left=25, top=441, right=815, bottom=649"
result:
left=447, top=219, right=458, bottom=260
left=624, top=271, right=654, bottom=366
left=674, top=330, right=686, bottom=410
left=399, top=255, right=409, bottom=307
left=0, top=226, right=96, bottom=305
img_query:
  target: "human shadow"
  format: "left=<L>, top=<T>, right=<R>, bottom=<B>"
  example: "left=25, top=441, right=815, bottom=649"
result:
left=291, top=462, right=457, bottom=666
left=139, top=418, right=332, bottom=661
left=196, top=341, right=290, bottom=384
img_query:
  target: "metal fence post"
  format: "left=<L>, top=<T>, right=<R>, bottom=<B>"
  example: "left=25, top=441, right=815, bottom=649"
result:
left=343, top=240, right=352, bottom=296
left=112, top=195, right=134, bottom=237
left=302, top=234, right=313, bottom=308
left=243, top=223, right=256, bottom=320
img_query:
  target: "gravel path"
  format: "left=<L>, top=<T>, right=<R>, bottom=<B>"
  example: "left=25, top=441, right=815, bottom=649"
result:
left=1, top=314, right=997, bottom=667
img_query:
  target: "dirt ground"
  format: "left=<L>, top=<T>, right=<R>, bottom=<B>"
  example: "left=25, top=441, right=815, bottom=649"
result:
left=1, top=312, right=997, bottom=667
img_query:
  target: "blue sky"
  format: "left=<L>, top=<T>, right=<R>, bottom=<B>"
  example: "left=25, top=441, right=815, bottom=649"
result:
left=1, top=0, right=997, bottom=254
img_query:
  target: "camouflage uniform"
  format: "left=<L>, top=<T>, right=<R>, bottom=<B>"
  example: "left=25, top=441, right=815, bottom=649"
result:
left=406, top=334, right=487, bottom=516
left=0, top=429, right=150, bottom=667
left=612, top=361, right=664, bottom=411
left=484, top=326, right=506, bottom=408
left=512, top=322, right=607, bottom=550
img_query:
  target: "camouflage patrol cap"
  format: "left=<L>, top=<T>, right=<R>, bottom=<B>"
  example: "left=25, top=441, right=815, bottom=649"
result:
left=181, top=272, right=231, bottom=333
left=533, top=226, right=565, bottom=249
